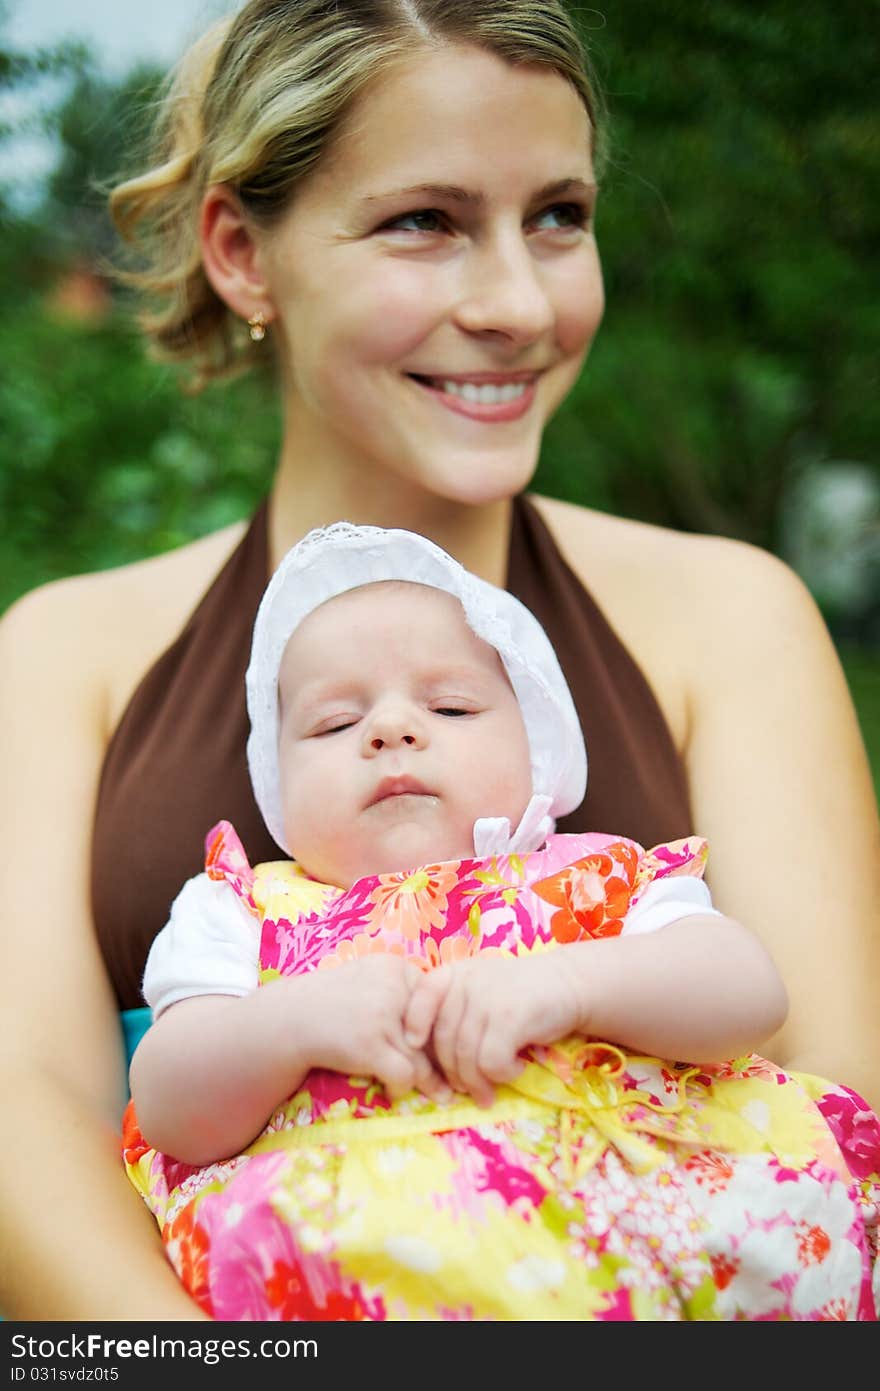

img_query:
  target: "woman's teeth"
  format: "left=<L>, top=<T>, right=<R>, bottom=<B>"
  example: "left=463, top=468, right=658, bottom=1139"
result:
left=434, top=379, right=528, bottom=404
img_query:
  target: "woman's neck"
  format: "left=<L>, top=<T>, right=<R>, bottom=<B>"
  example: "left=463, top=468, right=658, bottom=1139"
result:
left=267, top=436, right=517, bottom=588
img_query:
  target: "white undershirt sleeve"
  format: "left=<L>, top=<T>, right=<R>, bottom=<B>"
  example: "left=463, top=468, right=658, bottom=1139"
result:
left=621, top=875, right=719, bottom=938
left=142, top=872, right=261, bottom=1019
left=142, top=867, right=718, bottom=1017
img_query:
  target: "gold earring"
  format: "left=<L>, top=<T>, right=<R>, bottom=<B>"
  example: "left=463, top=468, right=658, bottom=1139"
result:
left=248, top=311, right=267, bottom=342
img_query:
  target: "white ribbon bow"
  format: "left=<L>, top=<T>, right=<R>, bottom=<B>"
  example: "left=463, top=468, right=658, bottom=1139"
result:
left=472, top=793, right=555, bottom=858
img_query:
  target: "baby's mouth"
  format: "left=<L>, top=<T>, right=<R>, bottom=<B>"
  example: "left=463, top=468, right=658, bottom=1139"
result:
left=367, top=775, right=434, bottom=808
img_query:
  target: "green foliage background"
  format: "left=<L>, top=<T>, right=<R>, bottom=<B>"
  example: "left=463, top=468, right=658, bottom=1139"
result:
left=0, top=2, right=877, bottom=790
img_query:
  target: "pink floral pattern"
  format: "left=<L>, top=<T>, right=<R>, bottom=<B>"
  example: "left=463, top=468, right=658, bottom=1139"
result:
left=123, top=821, right=880, bottom=1321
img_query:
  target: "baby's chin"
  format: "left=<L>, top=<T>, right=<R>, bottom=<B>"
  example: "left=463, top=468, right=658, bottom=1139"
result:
left=334, top=824, right=477, bottom=888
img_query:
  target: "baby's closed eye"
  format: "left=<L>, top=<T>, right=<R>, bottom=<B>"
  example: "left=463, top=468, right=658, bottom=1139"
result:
left=311, top=715, right=360, bottom=736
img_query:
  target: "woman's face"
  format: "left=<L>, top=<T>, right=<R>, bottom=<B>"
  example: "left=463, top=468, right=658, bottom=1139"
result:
left=256, top=44, right=603, bottom=504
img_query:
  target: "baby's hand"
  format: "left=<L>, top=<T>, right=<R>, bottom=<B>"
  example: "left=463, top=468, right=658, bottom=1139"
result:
left=299, top=954, right=452, bottom=1104
left=405, top=952, right=581, bottom=1108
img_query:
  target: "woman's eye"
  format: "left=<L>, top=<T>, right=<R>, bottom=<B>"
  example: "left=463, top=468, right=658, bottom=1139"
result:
left=383, top=209, right=447, bottom=234
left=532, top=202, right=590, bottom=232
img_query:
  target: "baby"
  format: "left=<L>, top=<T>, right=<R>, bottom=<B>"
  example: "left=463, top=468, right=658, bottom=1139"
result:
left=124, top=524, right=878, bottom=1322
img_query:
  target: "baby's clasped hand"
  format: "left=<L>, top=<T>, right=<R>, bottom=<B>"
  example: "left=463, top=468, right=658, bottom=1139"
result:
left=303, top=950, right=581, bottom=1111
left=299, top=954, right=453, bottom=1105
left=405, top=951, right=583, bottom=1108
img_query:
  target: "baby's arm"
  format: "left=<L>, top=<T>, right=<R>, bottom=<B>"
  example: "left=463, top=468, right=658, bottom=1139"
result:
left=131, top=955, right=449, bottom=1164
left=131, top=985, right=313, bottom=1164
left=131, top=875, right=450, bottom=1164
left=405, top=911, right=788, bottom=1107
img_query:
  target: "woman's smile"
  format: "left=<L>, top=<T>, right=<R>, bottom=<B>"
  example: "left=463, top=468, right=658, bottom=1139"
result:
left=406, top=371, right=539, bottom=422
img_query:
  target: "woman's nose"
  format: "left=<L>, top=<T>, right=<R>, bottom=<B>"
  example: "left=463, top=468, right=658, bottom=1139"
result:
left=361, top=703, right=427, bottom=755
left=453, top=230, right=555, bottom=344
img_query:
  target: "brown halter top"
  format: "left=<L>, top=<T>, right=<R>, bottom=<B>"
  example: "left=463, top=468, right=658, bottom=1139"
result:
left=92, top=495, right=693, bottom=1009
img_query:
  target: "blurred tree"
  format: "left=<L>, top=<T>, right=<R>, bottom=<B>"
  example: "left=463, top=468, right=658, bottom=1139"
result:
left=537, top=1, right=880, bottom=566
left=0, top=16, right=279, bottom=606
left=0, top=11, right=86, bottom=286
left=42, top=60, right=166, bottom=264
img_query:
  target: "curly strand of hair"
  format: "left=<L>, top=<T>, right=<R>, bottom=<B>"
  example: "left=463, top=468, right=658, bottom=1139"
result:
left=108, top=18, right=243, bottom=389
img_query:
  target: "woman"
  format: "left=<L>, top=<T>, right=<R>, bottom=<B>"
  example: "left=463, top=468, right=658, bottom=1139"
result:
left=1, top=0, right=877, bottom=1320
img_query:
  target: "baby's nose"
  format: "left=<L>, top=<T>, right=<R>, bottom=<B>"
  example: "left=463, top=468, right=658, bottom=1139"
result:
left=369, top=731, right=416, bottom=751
left=362, top=704, right=426, bottom=754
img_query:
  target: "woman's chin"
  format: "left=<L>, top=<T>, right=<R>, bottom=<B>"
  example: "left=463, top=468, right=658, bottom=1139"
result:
left=422, top=447, right=542, bottom=507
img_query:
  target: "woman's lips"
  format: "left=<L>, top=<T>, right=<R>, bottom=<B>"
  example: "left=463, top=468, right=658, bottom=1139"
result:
left=408, top=373, right=538, bottom=422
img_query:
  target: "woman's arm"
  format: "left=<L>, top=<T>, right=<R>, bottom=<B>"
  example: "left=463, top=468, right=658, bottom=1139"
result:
left=0, top=582, right=207, bottom=1320
left=684, top=539, right=880, bottom=1106
left=535, top=498, right=880, bottom=1112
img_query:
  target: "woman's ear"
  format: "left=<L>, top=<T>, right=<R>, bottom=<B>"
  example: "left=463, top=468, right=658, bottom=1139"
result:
left=200, top=184, right=273, bottom=325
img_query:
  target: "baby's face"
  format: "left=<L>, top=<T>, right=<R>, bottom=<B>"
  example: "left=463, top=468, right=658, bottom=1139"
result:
left=276, top=582, right=533, bottom=887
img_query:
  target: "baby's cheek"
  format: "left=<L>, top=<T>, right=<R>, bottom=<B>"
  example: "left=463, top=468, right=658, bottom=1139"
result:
left=494, top=749, right=533, bottom=819
left=280, top=773, right=333, bottom=858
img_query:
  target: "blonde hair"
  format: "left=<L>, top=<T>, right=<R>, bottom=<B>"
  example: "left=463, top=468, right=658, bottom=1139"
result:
left=110, top=0, right=601, bottom=389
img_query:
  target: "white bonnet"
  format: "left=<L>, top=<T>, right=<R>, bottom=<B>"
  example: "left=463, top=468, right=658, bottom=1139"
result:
left=246, top=522, right=587, bottom=856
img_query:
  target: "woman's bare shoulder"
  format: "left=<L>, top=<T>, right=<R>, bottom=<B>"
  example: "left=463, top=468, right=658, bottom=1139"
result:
left=3, top=520, right=248, bottom=640
left=529, top=492, right=812, bottom=628
left=1, top=521, right=249, bottom=728
left=528, top=492, right=824, bottom=739
left=532, top=490, right=738, bottom=561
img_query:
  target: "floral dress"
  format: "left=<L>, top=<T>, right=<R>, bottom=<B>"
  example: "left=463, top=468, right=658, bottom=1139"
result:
left=123, top=821, right=880, bottom=1321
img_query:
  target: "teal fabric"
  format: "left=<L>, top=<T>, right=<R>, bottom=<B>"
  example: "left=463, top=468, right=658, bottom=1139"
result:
left=122, top=1006, right=151, bottom=1068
